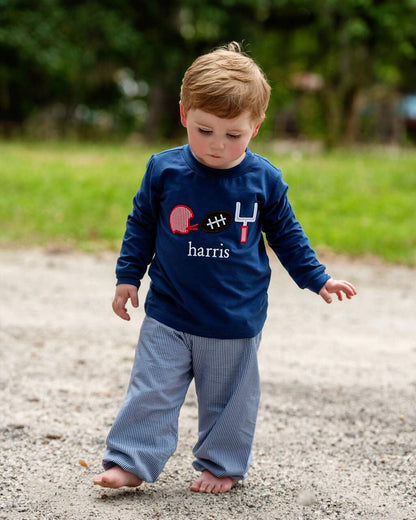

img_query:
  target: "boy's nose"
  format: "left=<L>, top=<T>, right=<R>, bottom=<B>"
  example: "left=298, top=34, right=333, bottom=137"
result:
left=211, top=137, right=225, bottom=150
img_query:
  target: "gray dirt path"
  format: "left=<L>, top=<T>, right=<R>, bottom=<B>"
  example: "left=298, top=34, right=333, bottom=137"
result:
left=0, top=248, right=415, bottom=520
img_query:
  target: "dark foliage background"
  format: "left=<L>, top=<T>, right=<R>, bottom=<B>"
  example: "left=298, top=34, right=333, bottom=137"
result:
left=1, top=0, right=415, bottom=143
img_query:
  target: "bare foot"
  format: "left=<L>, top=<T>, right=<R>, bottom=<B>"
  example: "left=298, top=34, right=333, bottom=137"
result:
left=93, top=466, right=143, bottom=489
left=190, top=470, right=236, bottom=494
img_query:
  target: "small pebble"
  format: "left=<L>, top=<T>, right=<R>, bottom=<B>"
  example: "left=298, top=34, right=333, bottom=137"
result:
left=297, top=490, right=317, bottom=506
left=8, top=424, right=25, bottom=430
left=45, top=433, right=63, bottom=440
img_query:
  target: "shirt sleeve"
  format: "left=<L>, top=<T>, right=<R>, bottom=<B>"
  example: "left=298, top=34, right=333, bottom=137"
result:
left=115, top=156, right=159, bottom=287
left=262, top=174, right=330, bottom=294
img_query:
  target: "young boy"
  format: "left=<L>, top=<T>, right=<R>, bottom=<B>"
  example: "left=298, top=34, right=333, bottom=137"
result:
left=94, top=42, right=356, bottom=494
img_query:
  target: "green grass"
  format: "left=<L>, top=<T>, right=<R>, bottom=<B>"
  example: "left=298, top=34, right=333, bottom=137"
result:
left=275, top=149, right=416, bottom=265
left=1, top=141, right=415, bottom=264
left=0, top=141, right=160, bottom=251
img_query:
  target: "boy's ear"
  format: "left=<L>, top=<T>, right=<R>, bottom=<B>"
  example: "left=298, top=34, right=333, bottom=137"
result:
left=251, top=118, right=264, bottom=138
left=179, top=102, right=187, bottom=127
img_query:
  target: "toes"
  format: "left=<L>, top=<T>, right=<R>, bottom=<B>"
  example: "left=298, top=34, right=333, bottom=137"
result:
left=93, top=475, right=106, bottom=487
left=218, top=479, right=235, bottom=493
left=199, top=482, right=213, bottom=493
left=190, top=478, right=202, bottom=492
left=94, top=477, right=111, bottom=488
left=190, top=473, right=236, bottom=494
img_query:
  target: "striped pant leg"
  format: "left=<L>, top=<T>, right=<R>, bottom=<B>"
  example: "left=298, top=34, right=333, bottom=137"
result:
left=102, top=316, right=193, bottom=482
left=191, top=332, right=262, bottom=480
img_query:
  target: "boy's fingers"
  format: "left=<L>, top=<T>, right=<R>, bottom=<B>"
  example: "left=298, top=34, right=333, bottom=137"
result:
left=112, top=297, right=130, bottom=320
left=319, top=287, right=332, bottom=304
left=116, top=307, right=131, bottom=321
left=129, top=290, right=139, bottom=308
left=341, top=281, right=357, bottom=296
left=320, top=279, right=356, bottom=304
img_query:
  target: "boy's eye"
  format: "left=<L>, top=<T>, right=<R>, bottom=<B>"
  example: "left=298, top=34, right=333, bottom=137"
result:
left=198, top=128, right=212, bottom=135
left=227, top=134, right=241, bottom=139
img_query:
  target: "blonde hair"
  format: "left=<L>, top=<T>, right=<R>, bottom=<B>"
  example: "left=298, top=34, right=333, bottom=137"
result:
left=180, top=42, right=271, bottom=122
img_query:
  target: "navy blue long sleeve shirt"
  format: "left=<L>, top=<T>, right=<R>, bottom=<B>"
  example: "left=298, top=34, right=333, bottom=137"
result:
left=116, top=145, right=329, bottom=339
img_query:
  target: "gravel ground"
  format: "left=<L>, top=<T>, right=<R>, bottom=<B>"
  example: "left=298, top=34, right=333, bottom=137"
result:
left=0, top=248, right=415, bottom=520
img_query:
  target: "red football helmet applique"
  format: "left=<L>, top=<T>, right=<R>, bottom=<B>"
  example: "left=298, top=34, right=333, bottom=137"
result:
left=169, top=205, right=199, bottom=234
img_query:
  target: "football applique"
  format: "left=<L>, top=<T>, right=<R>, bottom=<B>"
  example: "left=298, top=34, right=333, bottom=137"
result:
left=200, top=211, right=233, bottom=233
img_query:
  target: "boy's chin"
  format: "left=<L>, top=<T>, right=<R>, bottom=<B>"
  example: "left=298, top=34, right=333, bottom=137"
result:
left=200, top=155, right=241, bottom=170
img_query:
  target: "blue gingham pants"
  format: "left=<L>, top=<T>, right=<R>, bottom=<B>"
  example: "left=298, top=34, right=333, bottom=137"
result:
left=102, top=316, right=262, bottom=482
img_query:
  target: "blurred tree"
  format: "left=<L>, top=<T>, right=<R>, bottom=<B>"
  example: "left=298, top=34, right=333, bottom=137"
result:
left=314, top=0, right=416, bottom=144
left=0, top=0, right=269, bottom=138
left=256, top=0, right=416, bottom=144
left=0, top=0, right=141, bottom=136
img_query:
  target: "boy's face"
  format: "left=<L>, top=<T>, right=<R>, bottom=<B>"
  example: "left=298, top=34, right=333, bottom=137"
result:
left=180, top=104, right=262, bottom=169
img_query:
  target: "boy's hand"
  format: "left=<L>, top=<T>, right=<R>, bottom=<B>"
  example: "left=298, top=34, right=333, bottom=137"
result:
left=319, top=278, right=357, bottom=304
left=112, top=284, right=139, bottom=320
